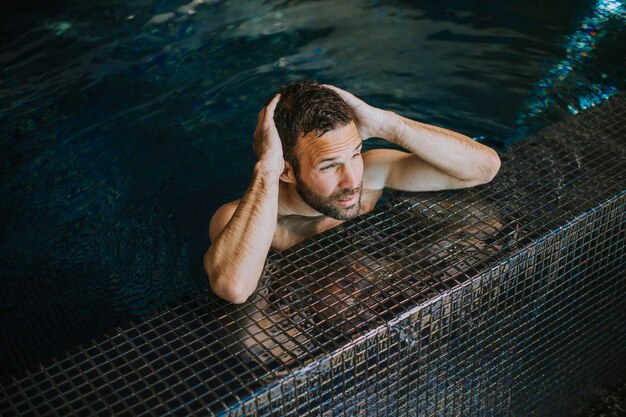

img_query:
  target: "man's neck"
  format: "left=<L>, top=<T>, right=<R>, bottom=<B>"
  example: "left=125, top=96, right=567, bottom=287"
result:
left=277, top=181, right=325, bottom=220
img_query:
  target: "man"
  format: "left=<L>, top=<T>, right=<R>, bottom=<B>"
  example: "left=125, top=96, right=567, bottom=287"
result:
left=204, top=80, right=501, bottom=304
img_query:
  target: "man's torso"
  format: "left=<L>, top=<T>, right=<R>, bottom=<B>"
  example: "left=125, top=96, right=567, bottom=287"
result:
left=271, top=188, right=383, bottom=251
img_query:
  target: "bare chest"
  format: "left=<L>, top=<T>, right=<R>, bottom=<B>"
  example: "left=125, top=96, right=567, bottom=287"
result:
left=272, top=189, right=383, bottom=251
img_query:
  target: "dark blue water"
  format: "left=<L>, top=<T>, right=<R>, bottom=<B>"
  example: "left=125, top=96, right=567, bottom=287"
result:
left=1, top=0, right=624, bottom=375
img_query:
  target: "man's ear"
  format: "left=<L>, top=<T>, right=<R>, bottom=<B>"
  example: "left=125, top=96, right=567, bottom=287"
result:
left=280, top=161, right=297, bottom=184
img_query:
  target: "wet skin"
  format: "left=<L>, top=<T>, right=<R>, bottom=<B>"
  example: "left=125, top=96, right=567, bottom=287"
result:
left=272, top=122, right=383, bottom=250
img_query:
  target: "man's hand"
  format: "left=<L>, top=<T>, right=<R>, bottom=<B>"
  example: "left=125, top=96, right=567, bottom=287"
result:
left=327, top=84, right=501, bottom=193
left=324, top=84, right=392, bottom=140
left=253, top=94, right=284, bottom=175
left=204, top=94, right=285, bottom=304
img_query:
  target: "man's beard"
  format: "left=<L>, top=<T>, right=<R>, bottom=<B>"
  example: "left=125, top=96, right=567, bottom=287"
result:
left=295, top=175, right=363, bottom=221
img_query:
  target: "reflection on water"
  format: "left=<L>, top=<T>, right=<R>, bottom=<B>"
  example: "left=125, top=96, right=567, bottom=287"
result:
left=517, top=0, right=624, bottom=131
left=0, top=0, right=623, bottom=374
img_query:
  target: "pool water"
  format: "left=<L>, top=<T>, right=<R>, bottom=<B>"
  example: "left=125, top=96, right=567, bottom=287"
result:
left=0, top=0, right=624, bottom=375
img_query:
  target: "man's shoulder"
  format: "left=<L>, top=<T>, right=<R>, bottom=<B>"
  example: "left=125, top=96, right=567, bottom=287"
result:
left=209, top=199, right=241, bottom=242
left=362, top=148, right=408, bottom=191
left=214, top=199, right=241, bottom=218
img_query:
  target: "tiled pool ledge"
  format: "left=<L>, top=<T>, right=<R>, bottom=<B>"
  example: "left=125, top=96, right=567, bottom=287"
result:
left=1, top=93, right=624, bottom=416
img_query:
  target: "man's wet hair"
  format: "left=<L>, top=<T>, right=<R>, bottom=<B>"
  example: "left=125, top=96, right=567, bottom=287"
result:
left=273, top=80, right=354, bottom=174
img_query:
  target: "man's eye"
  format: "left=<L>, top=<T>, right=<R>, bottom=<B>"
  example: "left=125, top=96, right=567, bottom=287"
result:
left=352, top=153, right=360, bottom=159
left=321, top=164, right=336, bottom=171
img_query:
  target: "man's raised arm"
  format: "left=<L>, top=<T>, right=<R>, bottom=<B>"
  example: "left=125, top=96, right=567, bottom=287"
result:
left=326, top=85, right=501, bottom=192
left=203, top=95, right=283, bottom=304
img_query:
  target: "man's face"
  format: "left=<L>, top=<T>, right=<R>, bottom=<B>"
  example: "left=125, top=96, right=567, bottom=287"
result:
left=293, top=122, right=364, bottom=220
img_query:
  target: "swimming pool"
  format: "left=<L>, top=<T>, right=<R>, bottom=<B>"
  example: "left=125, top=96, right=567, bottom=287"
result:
left=1, top=0, right=624, bottom=382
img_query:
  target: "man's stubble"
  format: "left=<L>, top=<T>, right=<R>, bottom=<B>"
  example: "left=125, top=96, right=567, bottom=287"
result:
left=294, top=170, right=363, bottom=221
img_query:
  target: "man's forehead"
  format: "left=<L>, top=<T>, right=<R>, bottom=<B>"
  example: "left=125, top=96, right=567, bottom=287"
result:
left=297, top=122, right=362, bottom=162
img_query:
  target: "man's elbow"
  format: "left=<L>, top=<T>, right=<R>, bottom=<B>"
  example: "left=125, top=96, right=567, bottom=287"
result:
left=214, top=281, right=251, bottom=304
left=461, top=151, right=501, bottom=188
left=207, top=271, right=251, bottom=304
left=474, top=150, right=501, bottom=184
left=484, top=150, right=501, bottom=182
left=204, top=251, right=256, bottom=304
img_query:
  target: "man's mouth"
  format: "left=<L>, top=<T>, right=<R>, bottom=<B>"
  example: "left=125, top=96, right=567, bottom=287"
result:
left=337, top=194, right=358, bottom=205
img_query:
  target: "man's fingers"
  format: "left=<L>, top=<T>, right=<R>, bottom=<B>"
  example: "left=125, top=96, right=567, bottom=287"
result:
left=323, top=84, right=360, bottom=105
left=256, top=94, right=280, bottom=127
left=323, top=84, right=349, bottom=97
left=265, top=93, right=281, bottom=120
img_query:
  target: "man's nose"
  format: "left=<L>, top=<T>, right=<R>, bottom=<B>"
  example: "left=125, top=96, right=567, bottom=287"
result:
left=339, top=164, right=359, bottom=189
